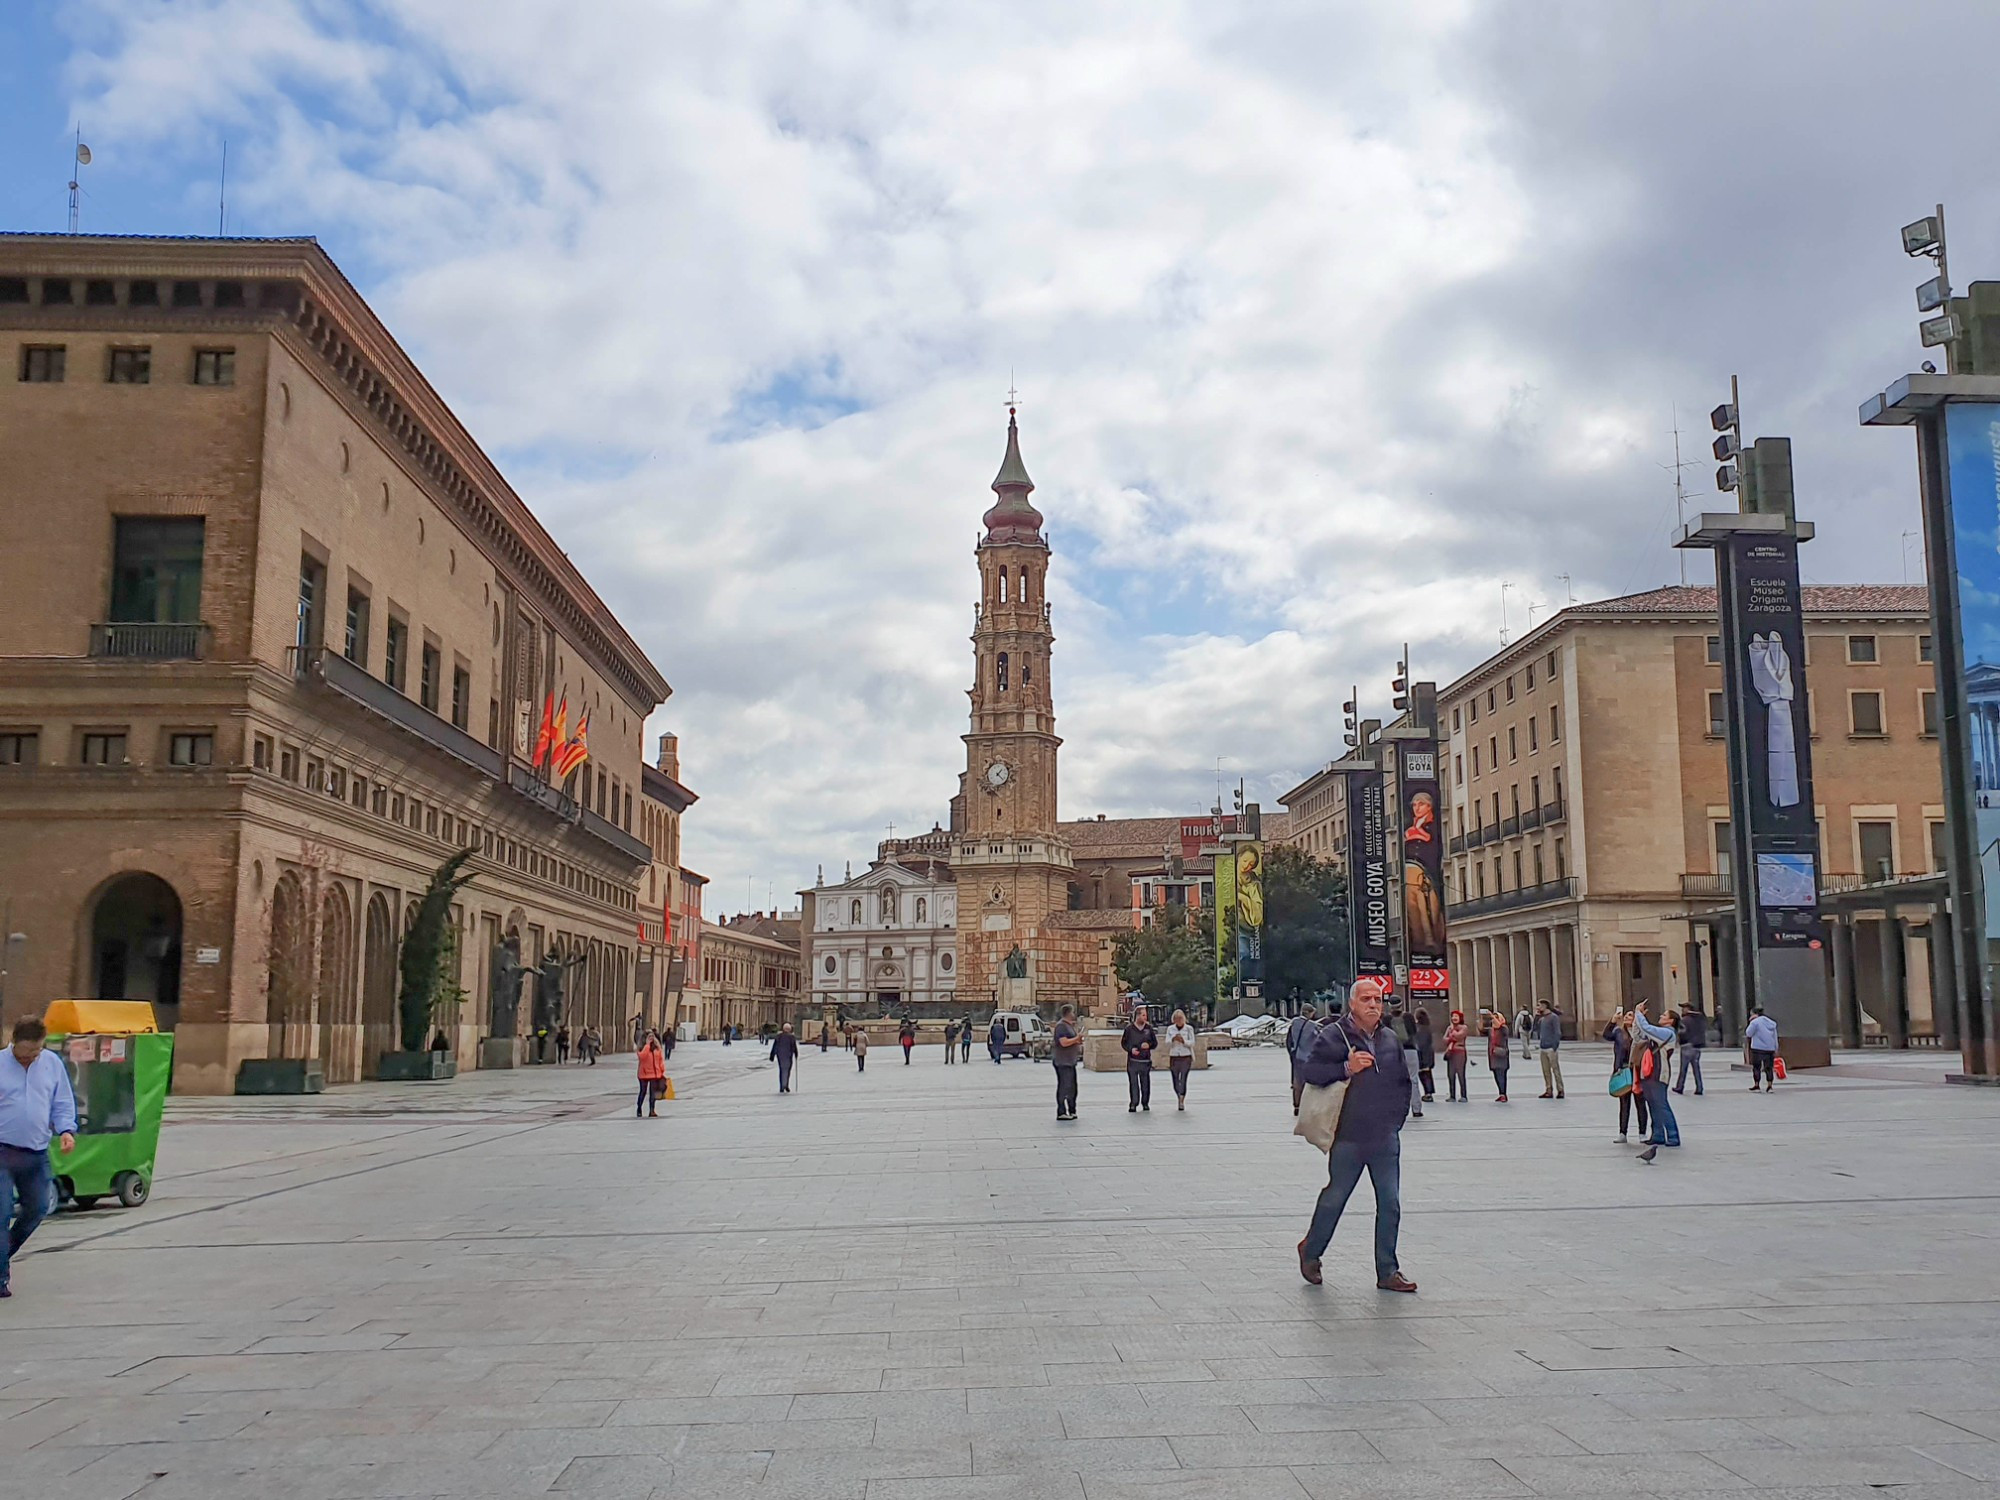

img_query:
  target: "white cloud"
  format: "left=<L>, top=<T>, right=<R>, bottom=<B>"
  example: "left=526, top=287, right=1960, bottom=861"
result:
left=56, top=0, right=1970, bottom=904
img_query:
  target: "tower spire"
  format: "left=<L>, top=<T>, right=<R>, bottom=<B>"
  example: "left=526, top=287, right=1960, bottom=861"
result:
left=983, top=408, right=1043, bottom=542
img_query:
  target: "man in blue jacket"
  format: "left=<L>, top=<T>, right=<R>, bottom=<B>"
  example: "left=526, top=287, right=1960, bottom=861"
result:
left=1295, top=978, right=1417, bottom=1293
left=0, top=1019, right=77, bottom=1299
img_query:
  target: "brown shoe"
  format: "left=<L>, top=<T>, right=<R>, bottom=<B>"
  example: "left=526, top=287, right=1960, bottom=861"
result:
left=1296, top=1240, right=1322, bottom=1285
left=1376, top=1272, right=1418, bottom=1294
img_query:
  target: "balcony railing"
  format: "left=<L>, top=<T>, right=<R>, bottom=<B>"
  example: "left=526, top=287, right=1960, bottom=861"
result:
left=292, top=645, right=505, bottom=778
left=1680, top=871, right=1733, bottom=900
left=1446, top=876, right=1578, bottom=920
left=1520, top=806, right=1543, bottom=833
left=1500, top=814, right=1521, bottom=838
left=90, top=621, right=211, bottom=660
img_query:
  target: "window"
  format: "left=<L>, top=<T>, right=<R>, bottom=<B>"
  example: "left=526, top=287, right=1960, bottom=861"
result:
left=1532, top=844, right=1545, bottom=884
left=297, top=553, right=325, bottom=653
left=1488, top=735, right=1498, bottom=768
left=1505, top=676, right=1516, bottom=703
left=1849, top=690, right=1884, bottom=736
left=1486, top=688, right=1495, bottom=712
left=372, top=785, right=386, bottom=816
left=1920, top=690, right=1939, bottom=737
left=420, top=642, right=441, bottom=713
left=110, top=518, right=204, bottom=623
left=452, top=666, right=471, bottom=730
left=1858, top=821, right=1895, bottom=880
left=168, top=732, right=213, bottom=766
left=80, top=732, right=127, bottom=766
left=19, top=345, right=64, bottom=382
left=305, top=757, right=323, bottom=792
left=385, top=618, right=408, bottom=691
left=1847, top=635, right=1878, bottom=664
left=1507, top=727, right=1517, bottom=762
left=1712, top=820, right=1732, bottom=876
left=1469, top=699, right=1479, bottom=724
left=1549, top=703, right=1562, bottom=742
left=1920, top=634, right=1934, bottom=663
left=107, top=346, right=151, bottom=384
left=351, top=775, right=367, bottom=809
left=1546, top=648, right=1558, bottom=676
left=1510, top=784, right=1521, bottom=818
left=916, top=898, right=927, bottom=922
left=1707, top=691, right=1726, bottom=738
left=997, top=652, right=1009, bottom=691
left=1555, top=837, right=1566, bottom=878
left=1705, top=635, right=1722, bottom=664
left=1471, top=745, right=1480, bottom=777
left=1476, top=863, right=1487, bottom=898
left=1452, top=707, right=1461, bottom=732
left=344, top=589, right=370, bottom=665
left=0, top=732, right=38, bottom=765
left=1931, top=820, right=1949, bottom=873
left=253, top=735, right=272, bottom=770
left=192, top=348, right=235, bottom=386
left=1529, top=774, right=1540, bottom=810
left=1454, top=754, right=1464, bottom=786
left=328, top=767, right=345, bottom=798
left=392, top=793, right=405, bottom=822
left=1525, top=663, right=1536, bottom=691
left=1528, top=716, right=1539, bottom=752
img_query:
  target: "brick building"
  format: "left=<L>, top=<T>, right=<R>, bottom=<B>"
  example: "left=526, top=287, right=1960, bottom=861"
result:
left=0, top=234, right=671, bottom=1091
left=698, top=914, right=803, bottom=1036
left=637, top=733, right=698, bottom=1040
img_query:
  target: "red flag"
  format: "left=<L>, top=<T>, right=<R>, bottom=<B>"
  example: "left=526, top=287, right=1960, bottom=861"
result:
left=531, top=692, right=559, bottom=769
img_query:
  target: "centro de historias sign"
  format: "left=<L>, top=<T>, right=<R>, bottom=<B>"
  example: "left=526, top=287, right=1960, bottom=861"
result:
left=1345, top=767, right=1393, bottom=986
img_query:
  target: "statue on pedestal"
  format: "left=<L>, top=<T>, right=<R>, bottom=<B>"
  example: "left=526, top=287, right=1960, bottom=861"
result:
left=488, top=938, right=526, bottom=1038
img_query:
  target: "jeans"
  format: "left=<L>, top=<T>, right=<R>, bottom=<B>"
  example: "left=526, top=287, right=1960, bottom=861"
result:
left=1750, top=1048, right=1776, bottom=1086
left=635, top=1080, right=657, bottom=1114
left=1676, top=1048, right=1704, bottom=1093
left=902, top=1042, right=913, bottom=1064
left=1302, top=1134, right=1401, bottom=1278
left=1170, top=1056, right=1192, bottom=1098
left=945, top=1039, right=955, bottom=1063
left=777, top=1058, right=794, bottom=1092
left=962, top=1036, right=972, bottom=1061
left=1492, top=1064, right=1509, bottom=1098
left=1054, top=1064, right=1078, bottom=1118
left=1404, top=1047, right=1422, bottom=1112
left=1445, top=1055, right=1466, bottom=1099
left=856, top=1053, right=866, bottom=1071
left=1127, top=1062, right=1152, bottom=1109
left=0, top=1144, right=53, bottom=1289
left=1541, top=1050, right=1564, bottom=1095
left=1643, top=1077, right=1680, bottom=1145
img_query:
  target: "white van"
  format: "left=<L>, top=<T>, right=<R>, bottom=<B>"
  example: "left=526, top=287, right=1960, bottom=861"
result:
left=988, top=1011, right=1052, bottom=1059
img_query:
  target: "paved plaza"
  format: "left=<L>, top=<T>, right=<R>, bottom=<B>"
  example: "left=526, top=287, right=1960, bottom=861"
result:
left=6, top=1039, right=2000, bottom=1498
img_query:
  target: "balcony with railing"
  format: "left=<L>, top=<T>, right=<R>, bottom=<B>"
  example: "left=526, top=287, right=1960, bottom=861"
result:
left=1446, top=875, right=1578, bottom=920
left=292, top=645, right=504, bottom=778
left=1680, top=871, right=1733, bottom=900
left=90, top=621, right=211, bottom=660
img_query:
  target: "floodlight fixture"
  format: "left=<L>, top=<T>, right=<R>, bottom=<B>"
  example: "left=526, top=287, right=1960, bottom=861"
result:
left=1921, top=312, right=1962, bottom=348
left=1715, top=463, right=1739, bottom=493
left=1712, top=433, right=1739, bottom=462
left=1916, top=274, right=1950, bottom=312
left=1709, top=402, right=1737, bottom=433
left=1903, top=216, right=1942, bottom=257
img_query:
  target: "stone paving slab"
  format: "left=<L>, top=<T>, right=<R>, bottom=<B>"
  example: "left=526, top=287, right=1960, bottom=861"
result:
left=4, top=1041, right=2000, bottom=1496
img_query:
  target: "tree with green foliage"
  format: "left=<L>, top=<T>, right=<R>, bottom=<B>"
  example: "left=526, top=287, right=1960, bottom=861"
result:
left=398, top=847, right=477, bottom=1053
left=1111, top=906, right=1215, bottom=1016
left=1262, top=845, right=1349, bottom=1006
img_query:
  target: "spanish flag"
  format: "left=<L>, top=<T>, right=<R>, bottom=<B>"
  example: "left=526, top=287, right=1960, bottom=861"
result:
left=531, top=692, right=561, bottom=769
left=554, top=706, right=591, bottom=780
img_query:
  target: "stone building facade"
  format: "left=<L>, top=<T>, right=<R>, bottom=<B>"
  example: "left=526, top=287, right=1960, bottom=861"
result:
left=801, top=855, right=957, bottom=1016
left=637, top=733, right=698, bottom=1039
left=698, top=914, right=803, bottom=1036
left=0, top=235, right=671, bottom=1091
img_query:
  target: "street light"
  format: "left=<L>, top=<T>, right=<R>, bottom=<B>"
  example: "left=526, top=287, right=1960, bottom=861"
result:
left=1391, top=648, right=1409, bottom=714
left=1711, top=382, right=1742, bottom=493
left=1342, top=687, right=1358, bottom=750
left=1904, top=205, right=1956, bottom=349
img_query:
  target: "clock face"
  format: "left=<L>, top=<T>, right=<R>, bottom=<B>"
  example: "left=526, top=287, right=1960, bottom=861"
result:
left=985, top=760, right=1011, bottom=787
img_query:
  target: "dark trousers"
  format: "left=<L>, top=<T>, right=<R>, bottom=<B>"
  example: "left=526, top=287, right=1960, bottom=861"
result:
left=1127, top=1062, right=1152, bottom=1108
left=635, top=1080, right=659, bottom=1114
left=1054, top=1064, right=1078, bottom=1118
left=777, top=1058, right=794, bottom=1092
left=1417, top=1065, right=1435, bottom=1099
left=0, top=1144, right=53, bottom=1288
left=1302, top=1134, right=1401, bottom=1278
left=1675, top=1048, right=1704, bottom=1093
left=1643, top=1076, right=1680, bottom=1145
left=856, top=1053, right=866, bottom=1071
left=1617, top=1085, right=1650, bottom=1136
left=1492, top=1064, right=1509, bottom=1098
left=1170, top=1056, right=1192, bottom=1099
left=902, top=1041, right=913, bottom=1064
left=962, top=1036, right=972, bottom=1061
left=1751, top=1048, right=1777, bottom=1086
left=1445, top=1055, right=1467, bottom=1099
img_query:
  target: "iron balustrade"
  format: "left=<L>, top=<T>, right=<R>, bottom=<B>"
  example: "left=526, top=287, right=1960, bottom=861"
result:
left=89, top=622, right=210, bottom=660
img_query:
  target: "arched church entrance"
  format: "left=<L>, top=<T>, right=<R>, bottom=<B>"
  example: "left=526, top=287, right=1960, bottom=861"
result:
left=266, top=870, right=313, bottom=1061
left=318, top=884, right=358, bottom=1083
left=362, top=892, right=397, bottom=1076
left=88, top=873, right=183, bottom=1029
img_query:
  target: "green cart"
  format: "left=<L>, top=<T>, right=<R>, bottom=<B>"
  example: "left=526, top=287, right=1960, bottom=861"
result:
left=44, top=1000, right=174, bottom=1211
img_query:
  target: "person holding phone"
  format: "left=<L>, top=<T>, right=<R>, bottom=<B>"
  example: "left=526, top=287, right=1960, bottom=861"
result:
left=1121, top=1006, right=1157, bottom=1112
left=1165, top=1009, right=1197, bottom=1111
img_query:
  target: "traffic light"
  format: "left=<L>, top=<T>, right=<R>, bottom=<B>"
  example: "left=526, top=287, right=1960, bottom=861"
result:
left=1711, top=398, right=1741, bottom=494
left=1391, top=648, right=1409, bottom=714
left=1342, top=687, right=1358, bottom=749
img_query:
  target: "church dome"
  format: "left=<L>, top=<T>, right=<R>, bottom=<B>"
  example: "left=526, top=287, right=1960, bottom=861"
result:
left=982, top=410, right=1044, bottom=543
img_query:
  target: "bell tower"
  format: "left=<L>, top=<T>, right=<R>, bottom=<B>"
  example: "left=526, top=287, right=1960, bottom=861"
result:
left=955, top=408, right=1079, bottom=1009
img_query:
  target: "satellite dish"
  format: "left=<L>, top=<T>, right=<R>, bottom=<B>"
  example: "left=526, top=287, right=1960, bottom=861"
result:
left=75, top=143, right=91, bottom=165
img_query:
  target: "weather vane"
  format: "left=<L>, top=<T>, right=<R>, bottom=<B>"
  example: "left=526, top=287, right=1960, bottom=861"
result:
left=1007, top=369, right=1019, bottom=415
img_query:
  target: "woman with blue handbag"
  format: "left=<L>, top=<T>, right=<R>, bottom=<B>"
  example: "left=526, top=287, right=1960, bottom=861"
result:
left=1603, top=1010, right=1648, bottom=1144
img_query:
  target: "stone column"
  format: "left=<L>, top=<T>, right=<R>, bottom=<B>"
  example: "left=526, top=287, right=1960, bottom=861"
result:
left=1530, top=927, right=1555, bottom=1014
left=1829, top=915, right=1862, bottom=1050
left=1714, top=921, right=1742, bottom=1047
left=1878, top=911, right=1909, bottom=1048
left=1931, top=909, right=1961, bottom=1048
left=1554, top=925, right=1580, bottom=1025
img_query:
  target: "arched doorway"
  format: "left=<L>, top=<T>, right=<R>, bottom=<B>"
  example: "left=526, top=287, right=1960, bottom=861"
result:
left=362, top=892, right=396, bottom=1075
left=89, top=874, right=183, bottom=1029
left=317, top=885, right=357, bottom=1083
left=267, top=871, right=312, bottom=1060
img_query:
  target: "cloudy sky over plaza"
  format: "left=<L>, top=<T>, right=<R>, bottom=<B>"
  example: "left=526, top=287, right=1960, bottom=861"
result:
left=5, top=1, right=1994, bottom=906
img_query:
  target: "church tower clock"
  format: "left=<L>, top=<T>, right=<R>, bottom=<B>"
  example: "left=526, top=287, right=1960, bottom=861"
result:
left=954, top=409, right=1085, bottom=1010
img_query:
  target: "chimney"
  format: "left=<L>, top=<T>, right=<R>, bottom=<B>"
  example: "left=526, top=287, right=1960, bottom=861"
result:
left=657, top=732, right=680, bottom=778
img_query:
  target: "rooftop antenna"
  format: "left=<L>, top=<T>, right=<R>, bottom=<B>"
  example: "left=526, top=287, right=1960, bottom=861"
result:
left=1902, top=529, right=1919, bottom=586
left=1557, top=572, right=1576, bottom=605
left=1500, top=581, right=1515, bottom=644
left=218, top=139, right=227, bottom=236
left=67, top=131, right=91, bottom=234
left=1662, top=406, right=1701, bottom=585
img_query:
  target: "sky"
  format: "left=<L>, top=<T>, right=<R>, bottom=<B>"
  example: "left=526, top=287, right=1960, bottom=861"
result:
left=4, top=0, right=1995, bottom=913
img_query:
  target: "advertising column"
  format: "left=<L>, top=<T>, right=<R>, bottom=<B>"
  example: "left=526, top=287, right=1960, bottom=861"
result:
left=1235, top=843, right=1265, bottom=1006
left=1344, top=768, right=1394, bottom=990
left=1395, top=741, right=1449, bottom=1008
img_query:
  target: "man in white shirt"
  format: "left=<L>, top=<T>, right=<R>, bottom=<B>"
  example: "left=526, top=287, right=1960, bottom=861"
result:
left=1745, top=1006, right=1780, bottom=1092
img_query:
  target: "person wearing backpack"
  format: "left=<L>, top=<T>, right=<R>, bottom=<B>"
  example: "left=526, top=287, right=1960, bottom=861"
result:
left=1631, top=1001, right=1680, bottom=1161
left=1286, top=1005, right=1321, bottom=1116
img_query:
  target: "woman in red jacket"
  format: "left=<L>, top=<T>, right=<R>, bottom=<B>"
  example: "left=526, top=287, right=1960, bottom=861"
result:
left=1442, top=1010, right=1469, bottom=1102
left=635, top=1030, right=667, bottom=1118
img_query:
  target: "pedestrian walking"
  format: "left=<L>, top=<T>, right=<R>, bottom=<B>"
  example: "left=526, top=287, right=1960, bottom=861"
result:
left=961, top=1020, right=974, bottom=1062
left=1535, top=1001, right=1565, bottom=1099
left=1604, top=1009, right=1650, bottom=1143
left=1442, top=1010, right=1469, bottom=1101
left=988, top=1015, right=1006, bottom=1064
left=1487, top=1010, right=1511, bottom=1103
left=770, top=1022, right=799, bottom=1093
left=1631, top=1001, right=1680, bottom=1160
left=899, top=1018, right=916, bottom=1065
left=722, top=1023, right=732, bottom=1046
left=1412, top=1008, right=1436, bottom=1103
left=1121, top=1005, right=1157, bottom=1112
left=1674, top=1006, right=1707, bottom=1095
left=1051, top=1004, right=1082, bottom=1121
left=853, top=1029, right=869, bottom=1072
left=1286, top=1006, right=1320, bottom=1116
left=555, top=1024, right=572, bottom=1064
left=819, top=1021, right=832, bottom=1053
left=1517, top=1007, right=1536, bottom=1057
left=1397, top=1006, right=1424, bottom=1119
left=1165, top=1009, right=1196, bottom=1110
left=662, top=1026, right=677, bottom=1061
left=636, top=1030, right=667, bottom=1116
left=0, top=1019, right=77, bottom=1299
left=585, top=1027, right=602, bottom=1065
left=1294, top=977, right=1417, bottom=1294
left=944, top=1020, right=958, bottom=1063
left=1746, top=1005, right=1779, bottom=1091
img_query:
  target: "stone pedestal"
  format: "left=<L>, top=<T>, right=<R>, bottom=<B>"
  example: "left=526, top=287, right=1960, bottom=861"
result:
left=234, top=1058, right=324, bottom=1094
left=378, top=1051, right=457, bottom=1082
left=1082, top=1031, right=1210, bottom=1072
left=479, top=1037, right=521, bottom=1070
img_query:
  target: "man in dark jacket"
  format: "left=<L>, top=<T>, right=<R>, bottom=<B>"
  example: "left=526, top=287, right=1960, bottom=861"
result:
left=1296, top=977, right=1417, bottom=1293
left=1286, top=1006, right=1320, bottom=1115
left=769, top=1023, right=799, bottom=1093
left=1121, top=1006, right=1157, bottom=1112
left=1535, top=1001, right=1564, bottom=1099
left=1674, top=1007, right=1706, bottom=1096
